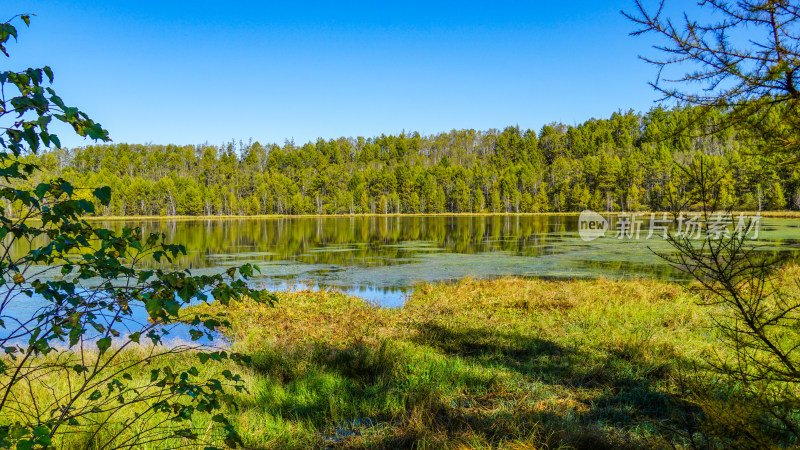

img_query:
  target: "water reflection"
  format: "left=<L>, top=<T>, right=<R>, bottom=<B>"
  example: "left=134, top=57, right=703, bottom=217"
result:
left=7, top=215, right=800, bottom=306
left=254, top=279, right=410, bottom=308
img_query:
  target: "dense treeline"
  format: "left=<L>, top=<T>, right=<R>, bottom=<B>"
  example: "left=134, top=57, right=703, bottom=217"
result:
left=17, top=107, right=800, bottom=216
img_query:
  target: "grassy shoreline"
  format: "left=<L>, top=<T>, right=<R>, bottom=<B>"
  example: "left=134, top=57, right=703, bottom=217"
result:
left=183, top=276, right=718, bottom=448
left=15, top=272, right=800, bottom=448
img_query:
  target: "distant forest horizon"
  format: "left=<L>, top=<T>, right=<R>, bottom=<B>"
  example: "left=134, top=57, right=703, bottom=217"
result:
left=15, top=105, right=799, bottom=217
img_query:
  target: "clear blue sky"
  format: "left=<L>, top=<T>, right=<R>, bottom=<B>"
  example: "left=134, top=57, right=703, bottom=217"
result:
left=7, top=1, right=674, bottom=148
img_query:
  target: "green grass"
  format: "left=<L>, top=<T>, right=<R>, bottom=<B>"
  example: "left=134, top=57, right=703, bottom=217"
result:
left=0, top=344, right=240, bottom=449
left=16, top=273, right=790, bottom=448
left=182, top=276, right=719, bottom=449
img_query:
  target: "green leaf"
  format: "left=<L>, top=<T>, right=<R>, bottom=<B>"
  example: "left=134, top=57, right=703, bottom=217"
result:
left=21, top=127, right=38, bottom=152
left=93, top=186, right=112, bottom=206
left=34, top=183, right=49, bottom=199
left=96, top=336, right=111, bottom=355
left=59, top=181, right=73, bottom=196
left=189, top=329, right=204, bottom=341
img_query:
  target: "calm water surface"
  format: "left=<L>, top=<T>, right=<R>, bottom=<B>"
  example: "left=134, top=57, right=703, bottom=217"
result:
left=31, top=214, right=800, bottom=307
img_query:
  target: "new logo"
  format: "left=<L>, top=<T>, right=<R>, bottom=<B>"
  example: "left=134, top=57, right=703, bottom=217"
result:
left=578, top=210, right=608, bottom=241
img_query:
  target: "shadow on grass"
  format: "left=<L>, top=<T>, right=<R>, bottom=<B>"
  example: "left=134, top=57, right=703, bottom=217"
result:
left=229, top=322, right=698, bottom=449
left=409, top=321, right=696, bottom=444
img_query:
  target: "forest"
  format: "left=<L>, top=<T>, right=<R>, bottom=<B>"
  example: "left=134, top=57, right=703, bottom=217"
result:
left=18, top=106, right=799, bottom=217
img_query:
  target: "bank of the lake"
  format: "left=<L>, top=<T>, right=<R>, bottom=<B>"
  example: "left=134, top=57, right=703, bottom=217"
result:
left=17, top=272, right=798, bottom=448
left=79, top=210, right=800, bottom=221
left=182, top=275, right=727, bottom=448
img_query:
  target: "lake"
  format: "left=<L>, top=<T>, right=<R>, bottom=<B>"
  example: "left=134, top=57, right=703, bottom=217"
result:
left=22, top=214, right=800, bottom=307
left=3, top=214, right=799, bottom=344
